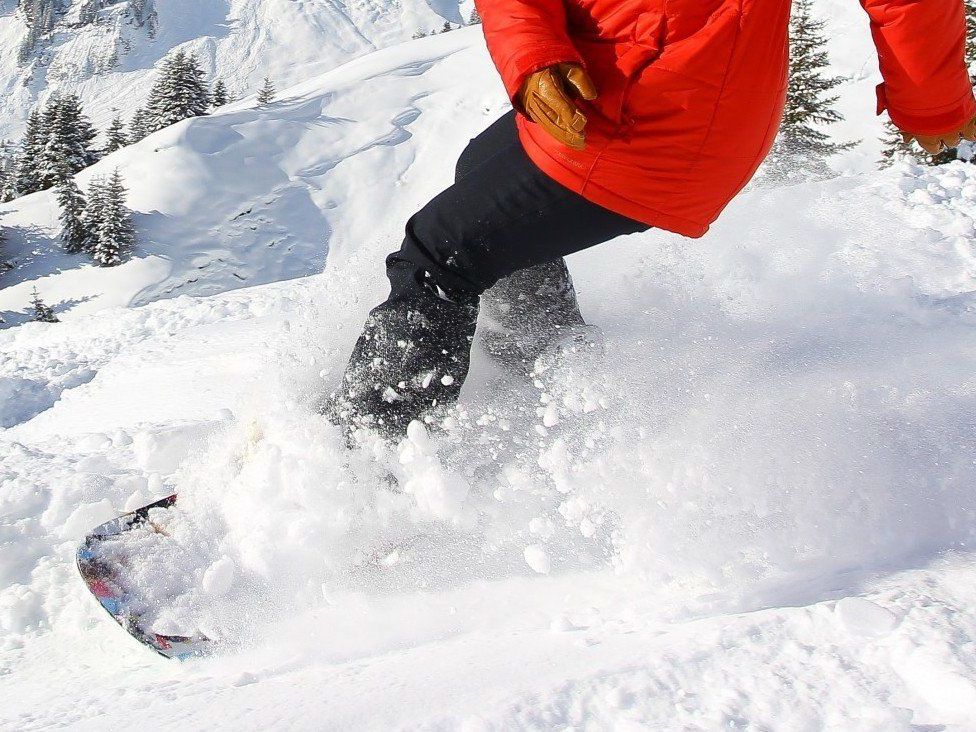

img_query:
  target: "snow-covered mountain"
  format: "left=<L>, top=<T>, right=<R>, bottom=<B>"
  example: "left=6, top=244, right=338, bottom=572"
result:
left=3, top=18, right=976, bottom=727
left=0, top=0, right=473, bottom=141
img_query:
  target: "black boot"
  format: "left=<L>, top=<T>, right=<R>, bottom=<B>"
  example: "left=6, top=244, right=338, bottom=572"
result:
left=328, top=290, right=478, bottom=442
left=477, top=258, right=587, bottom=369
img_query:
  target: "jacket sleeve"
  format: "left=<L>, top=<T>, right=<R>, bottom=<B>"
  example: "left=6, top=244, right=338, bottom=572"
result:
left=474, top=0, right=583, bottom=102
left=860, top=0, right=976, bottom=135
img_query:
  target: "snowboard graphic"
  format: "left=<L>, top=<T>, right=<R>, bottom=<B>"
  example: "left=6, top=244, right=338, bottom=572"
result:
left=76, top=494, right=211, bottom=659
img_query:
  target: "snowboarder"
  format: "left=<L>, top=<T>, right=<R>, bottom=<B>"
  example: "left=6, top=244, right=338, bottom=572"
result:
left=329, top=0, right=976, bottom=440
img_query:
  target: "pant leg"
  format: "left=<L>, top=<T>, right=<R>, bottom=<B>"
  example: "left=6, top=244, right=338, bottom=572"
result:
left=330, top=112, right=647, bottom=440
left=456, top=115, right=587, bottom=363
left=387, top=111, right=646, bottom=300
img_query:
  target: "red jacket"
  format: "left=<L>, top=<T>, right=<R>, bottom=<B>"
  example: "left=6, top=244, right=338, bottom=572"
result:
left=475, top=0, right=976, bottom=238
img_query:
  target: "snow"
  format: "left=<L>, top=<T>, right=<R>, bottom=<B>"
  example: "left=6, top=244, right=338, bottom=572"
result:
left=0, top=0, right=475, bottom=141
left=2, top=16, right=976, bottom=732
left=1, top=28, right=489, bottom=324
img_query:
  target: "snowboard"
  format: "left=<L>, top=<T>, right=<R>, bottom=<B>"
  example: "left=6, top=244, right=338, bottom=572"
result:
left=76, top=494, right=211, bottom=659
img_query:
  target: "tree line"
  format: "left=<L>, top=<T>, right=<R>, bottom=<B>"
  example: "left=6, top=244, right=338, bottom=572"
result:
left=412, top=9, right=481, bottom=39
left=0, top=50, right=247, bottom=203
left=1, top=48, right=277, bottom=321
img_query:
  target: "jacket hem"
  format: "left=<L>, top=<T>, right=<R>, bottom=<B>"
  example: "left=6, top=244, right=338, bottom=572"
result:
left=518, top=124, right=711, bottom=239
left=876, top=84, right=976, bottom=135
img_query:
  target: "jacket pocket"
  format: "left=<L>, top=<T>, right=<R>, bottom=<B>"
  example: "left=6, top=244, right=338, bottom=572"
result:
left=574, top=12, right=667, bottom=129
left=618, top=11, right=667, bottom=80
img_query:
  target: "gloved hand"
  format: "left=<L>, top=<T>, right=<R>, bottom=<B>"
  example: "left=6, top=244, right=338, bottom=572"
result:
left=900, top=117, right=976, bottom=154
left=518, top=63, right=598, bottom=150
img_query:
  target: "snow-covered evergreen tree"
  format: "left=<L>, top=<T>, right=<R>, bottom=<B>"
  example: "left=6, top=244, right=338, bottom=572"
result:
left=82, top=175, right=105, bottom=246
left=104, top=115, right=128, bottom=154
left=61, top=93, right=97, bottom=156
left=89, top=169, right=135, bottom=266
left=39, top=94, right=95, bottom=189
left=29, top=286, right=59, bottom=323
left=141, top=50, right=211, bottom=135
left=0, top=161, right=12, bottom=204
left=56, top=173, right=88, bottom=254
left=763, top=0, right=854, bottom=183
left=440, top=21, right=452, bottom=33
left=257, top=77, right=276, bottom=105
left=412, top=29, right=427, bottom=39
left=468, top=8, right=482, bottom=24
left=129, top=108, right=150, bottom=143
left=212, top=79, right=229, bottom=108
left=14, top=109, right=46, bottom=196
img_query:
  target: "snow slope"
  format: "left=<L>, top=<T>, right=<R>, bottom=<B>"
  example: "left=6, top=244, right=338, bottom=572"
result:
left=0, top=28, right=495, bottom=325
left=4, top=25, right=976, bottom=729
left=0, top=0, right=474, bottom=142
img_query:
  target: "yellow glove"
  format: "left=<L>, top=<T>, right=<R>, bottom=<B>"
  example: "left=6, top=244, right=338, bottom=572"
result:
left=900, top=117, right=976, bottom=154
left=518, top=63, right=598, bottom=151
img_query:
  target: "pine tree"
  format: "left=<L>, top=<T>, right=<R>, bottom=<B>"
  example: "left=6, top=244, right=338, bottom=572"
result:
left=211, top=79, right=229, bottom=108
left=82, top=175, right=106, bottom=249
left=29, top=287, right=59, bottom=323
left=0, top=165, right=16, bottom=202
left=39, top=98, right=82, bottom=189
left=878, top=120, right=932, bottom=167
left=15, top=109, right=46, bottom=196
left=129, top=108, right=150, bottom=143
left=468, top=8, right=482, bottom=24
left=56, top=173, right=88, bottom=253
left=59, top=94, right=97, bottom=161
left=0, top=164, right=10, bottom=204
left=142, top=50, right=212, bottom=135
left=412, top=29, right=427, bottom=39
left=764, top=0, right=855, bottom=182
left=104, top=114, right=128, bottom=153
left=440, top=21, right=452, bottom=33
left=90, top=169, right=135, bottom=266
left=256, top=77, right=275, bottom=105
left=18, top=93, right=97, bottom=191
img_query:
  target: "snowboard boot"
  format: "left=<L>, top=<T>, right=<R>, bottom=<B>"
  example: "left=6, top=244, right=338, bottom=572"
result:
left=477, top=258, right=589, bottom=372
left=327, top=291, right=479, bottom=443
left=532, top=323, right=607, bottom=376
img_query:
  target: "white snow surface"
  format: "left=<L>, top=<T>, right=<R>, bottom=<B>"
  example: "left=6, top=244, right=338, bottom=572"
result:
left=3, top=24, right=976, bottom=732
left=0, top=0, right=474, bottom=141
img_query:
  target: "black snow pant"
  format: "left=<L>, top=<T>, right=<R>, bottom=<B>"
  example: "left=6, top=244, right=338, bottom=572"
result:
left=330, top=110, right=648, bottom=439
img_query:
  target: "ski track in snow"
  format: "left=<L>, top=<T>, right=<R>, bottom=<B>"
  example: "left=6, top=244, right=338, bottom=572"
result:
left=2, top=26, right=976, bottom=732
